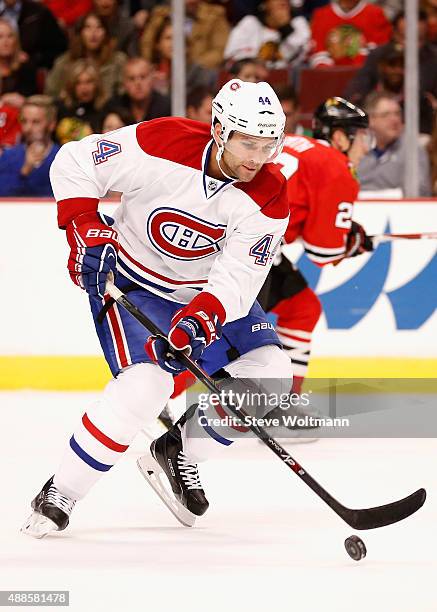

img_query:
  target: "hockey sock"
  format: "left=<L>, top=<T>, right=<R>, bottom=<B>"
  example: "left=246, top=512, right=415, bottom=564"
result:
left=54, top=363, right=173, bottom=500
left=271, top=287, right=322, bottom=380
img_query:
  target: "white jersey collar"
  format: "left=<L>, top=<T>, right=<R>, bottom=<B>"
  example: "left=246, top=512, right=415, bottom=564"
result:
left=332, top=0, right=367, bottom=19
left=201, top=140, right=234, bottom=200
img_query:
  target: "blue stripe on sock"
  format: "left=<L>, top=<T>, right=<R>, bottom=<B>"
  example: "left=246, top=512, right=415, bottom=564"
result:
left=69, top=436, right=113, bottom=472
left=198, top=409, right=233, bottom=446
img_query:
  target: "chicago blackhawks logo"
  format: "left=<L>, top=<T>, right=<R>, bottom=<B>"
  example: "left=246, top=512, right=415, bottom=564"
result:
left=147, top=208, right=226, bottom=260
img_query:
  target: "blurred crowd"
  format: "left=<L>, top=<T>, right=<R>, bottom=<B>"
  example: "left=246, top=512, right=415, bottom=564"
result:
left=0, top=0, right=435, bottom=197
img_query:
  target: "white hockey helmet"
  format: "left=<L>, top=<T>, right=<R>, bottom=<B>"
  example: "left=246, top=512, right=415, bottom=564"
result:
left=211, top=78, right=286, bottom=163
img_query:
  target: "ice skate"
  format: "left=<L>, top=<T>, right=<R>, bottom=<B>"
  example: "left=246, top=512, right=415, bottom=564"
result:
left=138, top=421, right=209, bottom=527
left=21, top=477, right=76, bottom=538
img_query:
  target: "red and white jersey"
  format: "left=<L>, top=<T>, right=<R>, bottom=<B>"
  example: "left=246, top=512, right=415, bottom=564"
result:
left=309, top=0, right=391, bottom=67
left=50, top=117, right=289, bottom=323
left=274, top=134, right=359, bottom=265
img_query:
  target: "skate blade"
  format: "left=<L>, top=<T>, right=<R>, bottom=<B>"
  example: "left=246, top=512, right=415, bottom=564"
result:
left=21, top=511, right=58, bottom=539
left=137, top=455, right=196, bottom=528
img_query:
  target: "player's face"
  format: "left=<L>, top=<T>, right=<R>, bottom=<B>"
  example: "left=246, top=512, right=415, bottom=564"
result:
left=221, top=132, right=279, bottom=182
left=20, top=106, right=52, bottom=144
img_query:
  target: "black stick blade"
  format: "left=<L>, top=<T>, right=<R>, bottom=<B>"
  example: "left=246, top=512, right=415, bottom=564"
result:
left=344, top=488, right=426, bottom=530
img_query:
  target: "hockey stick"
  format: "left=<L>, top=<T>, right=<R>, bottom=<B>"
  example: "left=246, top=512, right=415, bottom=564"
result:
left=105, top=278, right=426, bottom=530
left=371, top=231, right=437, bottom=246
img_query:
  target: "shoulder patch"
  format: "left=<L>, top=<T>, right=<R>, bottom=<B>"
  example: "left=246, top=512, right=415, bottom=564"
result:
left=92, top=139, right=122, bottom=165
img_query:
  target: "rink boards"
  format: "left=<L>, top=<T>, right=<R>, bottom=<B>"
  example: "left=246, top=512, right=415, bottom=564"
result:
left=0, top=198, right=436, bottom=389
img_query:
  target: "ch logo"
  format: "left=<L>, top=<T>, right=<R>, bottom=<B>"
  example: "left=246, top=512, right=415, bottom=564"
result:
left=147, top=208, right=226, bottom=260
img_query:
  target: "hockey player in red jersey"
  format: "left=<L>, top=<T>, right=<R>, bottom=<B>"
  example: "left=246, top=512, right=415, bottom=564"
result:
left=22, top=79, right=295, bottom=536
left=259, top=97, right=373, bottom=436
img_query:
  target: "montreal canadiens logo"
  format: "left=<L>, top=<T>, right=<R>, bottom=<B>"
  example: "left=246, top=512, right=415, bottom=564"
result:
left=147, top=208, right=226, bottom=260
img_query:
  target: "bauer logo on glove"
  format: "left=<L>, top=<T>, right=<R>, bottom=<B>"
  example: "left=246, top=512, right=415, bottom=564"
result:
left=66, top=211, right=119, bottom=299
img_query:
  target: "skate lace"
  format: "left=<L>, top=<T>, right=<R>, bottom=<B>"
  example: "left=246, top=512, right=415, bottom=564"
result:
left=46, top=484, right=76, bottom=516
left=177, top=452, right=202, bottom=490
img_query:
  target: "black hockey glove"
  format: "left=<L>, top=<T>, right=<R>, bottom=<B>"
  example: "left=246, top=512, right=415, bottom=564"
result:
left=345, top=221, right=374, bottom=257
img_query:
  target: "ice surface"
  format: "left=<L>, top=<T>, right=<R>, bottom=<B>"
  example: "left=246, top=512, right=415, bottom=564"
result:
left=1, top=391, right=436, bottom=612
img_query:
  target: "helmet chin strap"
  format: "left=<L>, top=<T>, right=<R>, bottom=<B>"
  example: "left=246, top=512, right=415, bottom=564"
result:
left=217, top=156, right=236, bottom=181
left=213, top=132, right=237, bottom=181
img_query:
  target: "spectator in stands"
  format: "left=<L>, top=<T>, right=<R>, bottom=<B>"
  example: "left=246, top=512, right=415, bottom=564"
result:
left=228, top=57, right=268, bottom=82
left=142, top=14, right=216, bottom=96
left=104, top=57, right=170, bottom=124
left=289, top=0, right=330, bottom=22
left=344, top=11, right=437, bottom=134
left=45, top=12, right=126, bottom=100
left=186, top=86, right=213, bottom=123
left=358, top=92, right=431, bottom=196
left=0, top=103, right=21, bottom=149
left=141, top=1, right=230, bottom=71
left=0, top=17, right=38, bottom=150
left=0, top=0, right=67, bottom=69
left=0, top=95, right=59, bottom=196
left=295, top=0, right=401, bottom=22
left=428, top=114, right=437, bottom=195
left=93, top=0, right=139, bottom=56
left=55, top=59, right=108, bottom=144
left=422, top=0, right=437, bottom=45
left=0, top=18, right=37, bottom=106
left=41, top=0, right=93, bottom=30
left=275, top=84, right=310, bottom=135
left=309, top=0, right=391, bottom=68
left=122, top=0, right=152, bottom=34
left=146, top=15, right=172, bottom=95
left=224, top=0, right=310, bottom=68
left=224, top=0, right=260, bottom=24
left=101, top=106, right=131, bottom=132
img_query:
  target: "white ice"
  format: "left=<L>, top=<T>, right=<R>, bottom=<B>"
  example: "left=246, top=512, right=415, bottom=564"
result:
left=1, top=391, right=436, bottom=612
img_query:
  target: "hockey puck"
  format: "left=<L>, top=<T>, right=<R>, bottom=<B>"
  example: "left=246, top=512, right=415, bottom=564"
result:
left=344, top=535, right=367, bottom=561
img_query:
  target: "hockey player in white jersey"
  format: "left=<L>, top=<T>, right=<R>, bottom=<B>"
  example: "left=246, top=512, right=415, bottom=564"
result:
left=22, top=79, right=293, bottom=536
